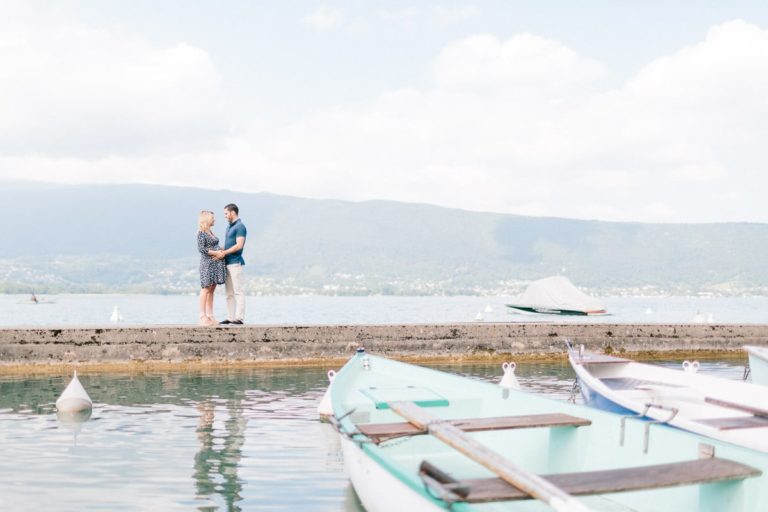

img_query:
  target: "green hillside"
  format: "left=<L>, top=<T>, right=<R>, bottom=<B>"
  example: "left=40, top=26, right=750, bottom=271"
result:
left=1, top=182, right=766, bottom=295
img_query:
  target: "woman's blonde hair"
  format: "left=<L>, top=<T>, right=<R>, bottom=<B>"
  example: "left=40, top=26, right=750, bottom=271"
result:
left=198, top=210, right=214, bottom=231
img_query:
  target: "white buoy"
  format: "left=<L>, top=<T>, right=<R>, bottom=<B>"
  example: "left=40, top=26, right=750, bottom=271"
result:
left=56, top=371, right=93, bottom=412
left=475, top=312, right=484, bottom=321
left=682, top=360, right=700, bottom=374
left=56, top=408, right=92, bottom=446
left=318, top=370, right=336, bottom=421
left=484, top=304, right=493, bottom=313
left=499, top=362, right=521, bottom=390
left=110, top=306, right=123, bottom=323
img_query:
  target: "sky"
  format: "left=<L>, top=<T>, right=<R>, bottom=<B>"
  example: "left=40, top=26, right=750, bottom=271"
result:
left=2, top=1, right=768, bottom=223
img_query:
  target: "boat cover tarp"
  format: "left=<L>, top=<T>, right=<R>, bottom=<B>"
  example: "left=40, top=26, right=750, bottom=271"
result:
left=514, top=276, right=605, bottom=313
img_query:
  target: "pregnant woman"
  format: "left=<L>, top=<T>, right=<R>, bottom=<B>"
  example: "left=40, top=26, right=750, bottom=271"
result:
left=197, top=211, right=226, bottom=326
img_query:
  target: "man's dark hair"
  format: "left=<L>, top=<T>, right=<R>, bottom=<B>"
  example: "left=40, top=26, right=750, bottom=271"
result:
left=224, top=203, right=239, bottom=215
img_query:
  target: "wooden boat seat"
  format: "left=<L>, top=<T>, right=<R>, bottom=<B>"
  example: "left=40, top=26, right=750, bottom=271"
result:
left=357, top=413, right=592, bottom=444
left=704, top=397, right=768, bottom=418
left=419, top=458, right=762, bottom=503
left=696, top=416, right=768, bottom=430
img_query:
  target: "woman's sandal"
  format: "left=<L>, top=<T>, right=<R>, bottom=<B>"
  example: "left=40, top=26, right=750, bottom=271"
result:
left=199, top=314, right=212, bottom=326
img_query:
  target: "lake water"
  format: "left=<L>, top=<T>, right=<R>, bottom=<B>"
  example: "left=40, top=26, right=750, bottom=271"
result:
left=0, top=360, right=746, bottom=511
left=2, top=294, right=768, bottom=326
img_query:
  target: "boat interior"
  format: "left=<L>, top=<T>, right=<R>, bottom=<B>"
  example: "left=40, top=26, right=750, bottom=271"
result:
left=333, top=355, right=767, bottom=511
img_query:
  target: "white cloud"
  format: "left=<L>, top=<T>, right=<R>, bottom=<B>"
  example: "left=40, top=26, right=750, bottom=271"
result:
left=432, top=6, right=479, bottom=24
left=434, top=33, right=605, bottom=94
left=375, top=7, right=422, bottom=24
left=303, top=5, right=345, bottom=32
left=2, top=12, right=768, bottom=223
left=0, top=12, right=227, bottom=158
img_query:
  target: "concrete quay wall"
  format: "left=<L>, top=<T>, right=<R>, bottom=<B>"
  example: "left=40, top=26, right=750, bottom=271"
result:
left=1, top=323, right=766, bottom=369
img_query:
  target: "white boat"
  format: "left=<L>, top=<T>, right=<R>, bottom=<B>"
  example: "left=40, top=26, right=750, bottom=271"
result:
left=745, top=346, right=768, bottom=386
left=506, top=276, right=606, bottom=316
left=567, top=342, right=768, bottom=452
left=56, top=371, right=93, bottom=412
left=110, top=306, right=124, bottom=322
left=17, top=293, right=56, bottom=305
left=330, top=349, right=768, bottom=511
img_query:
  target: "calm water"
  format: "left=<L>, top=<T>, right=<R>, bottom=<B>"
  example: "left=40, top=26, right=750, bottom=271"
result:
left=1, top=294, right=768, bottom=326
left=0, top=360, right=746, bottom=511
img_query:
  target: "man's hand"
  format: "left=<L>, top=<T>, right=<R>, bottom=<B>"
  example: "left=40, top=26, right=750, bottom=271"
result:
left=213, top=250, right=225, bottom=260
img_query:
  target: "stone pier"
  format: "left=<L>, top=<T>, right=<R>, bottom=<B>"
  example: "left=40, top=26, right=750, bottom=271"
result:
left=0, top=323, right=766, bottom=371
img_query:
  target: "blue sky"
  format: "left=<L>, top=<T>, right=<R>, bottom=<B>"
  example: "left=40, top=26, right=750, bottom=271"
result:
left=63, top=1, right=768, bottom=118
left=2, top=1, right=768, bottom=222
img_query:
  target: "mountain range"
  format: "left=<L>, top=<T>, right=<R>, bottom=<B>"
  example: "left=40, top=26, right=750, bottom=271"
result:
left=2, top=181, right=766, bottom=295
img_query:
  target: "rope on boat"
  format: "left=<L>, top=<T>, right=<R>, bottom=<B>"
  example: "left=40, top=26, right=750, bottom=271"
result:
left=568, top=379, right=580, bottom=404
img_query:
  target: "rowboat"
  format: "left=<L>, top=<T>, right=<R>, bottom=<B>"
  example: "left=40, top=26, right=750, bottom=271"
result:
left=330, top=349, right=768, bottom=511
left=56, top=371, right=93, bottom=412
left=745, top=346, right=768, bottom=386
left=567, top=342, right=768, bottom=452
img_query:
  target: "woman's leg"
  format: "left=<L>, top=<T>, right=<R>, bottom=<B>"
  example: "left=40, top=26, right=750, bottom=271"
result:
left=199, top=287, right=209, bottom=325
left=206, top=284, right=217, bottom=323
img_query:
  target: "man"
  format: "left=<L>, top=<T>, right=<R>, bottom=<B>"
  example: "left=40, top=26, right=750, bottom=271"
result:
left=215, top=203, right=247, bottom=325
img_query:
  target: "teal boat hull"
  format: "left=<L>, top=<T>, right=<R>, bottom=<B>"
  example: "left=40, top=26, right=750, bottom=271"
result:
left=331, top=353, right=768, bottom=512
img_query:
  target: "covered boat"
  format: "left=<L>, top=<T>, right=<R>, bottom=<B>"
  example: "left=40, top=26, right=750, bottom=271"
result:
left=506, top=276, right=606, bottom=316
left=330, top=349, right=768, bottom=511
left=567, top=342, right=768, bottom=452
left=745, top=346, right=768, bottom=386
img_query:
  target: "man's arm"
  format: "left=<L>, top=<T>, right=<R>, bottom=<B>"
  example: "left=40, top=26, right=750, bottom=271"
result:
left=221, top=236, right=245, bottom=256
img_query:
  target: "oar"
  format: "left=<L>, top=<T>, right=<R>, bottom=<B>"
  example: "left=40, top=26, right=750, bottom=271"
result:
left=388, top=401, right=593, bottom=512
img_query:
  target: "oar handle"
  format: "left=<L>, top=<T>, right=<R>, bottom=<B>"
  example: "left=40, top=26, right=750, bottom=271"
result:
left=388, top=401, right=593, bottom=512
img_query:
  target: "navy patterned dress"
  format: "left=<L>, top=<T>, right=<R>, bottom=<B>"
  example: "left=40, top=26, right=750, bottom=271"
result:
left=197, top=231, right=226, bottom=288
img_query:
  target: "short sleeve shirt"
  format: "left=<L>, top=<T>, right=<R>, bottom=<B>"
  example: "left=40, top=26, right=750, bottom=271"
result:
left=224, top=219, right=247, bottom=265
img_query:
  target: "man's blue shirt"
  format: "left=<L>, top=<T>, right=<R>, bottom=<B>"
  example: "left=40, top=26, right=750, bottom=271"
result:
left=224, top=218, right=247, bottom=265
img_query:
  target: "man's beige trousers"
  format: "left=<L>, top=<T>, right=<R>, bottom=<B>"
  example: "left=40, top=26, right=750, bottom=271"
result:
left=225, top=263, right=245, bottom=322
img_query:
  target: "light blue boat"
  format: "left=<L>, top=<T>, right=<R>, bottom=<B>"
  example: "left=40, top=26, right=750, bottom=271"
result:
left=567, top=343, right=768, bottom=452
left=330, top=350, right=767, bottom=512
left=745, top=346, right=768, bottom=386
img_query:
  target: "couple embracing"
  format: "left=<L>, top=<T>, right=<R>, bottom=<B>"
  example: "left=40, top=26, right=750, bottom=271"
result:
left=196, top=203, right=247, bottom=326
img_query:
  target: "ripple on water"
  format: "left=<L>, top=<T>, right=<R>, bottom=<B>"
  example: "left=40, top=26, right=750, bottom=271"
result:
left=0, top=361, right=746, bottom=511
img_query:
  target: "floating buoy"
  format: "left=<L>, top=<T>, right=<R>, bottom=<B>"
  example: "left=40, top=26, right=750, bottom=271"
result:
left=682, top=360, right=700, bottom=374
left=499, top=362, right=521, bottom=390
left=56, top=371, right=92, bottom=412
left=475, top=312, right=484, bottom=321
left=110, top=306, right=123, bottom=323
left=318, top=369, right=336, bottom=421
left=56, top=408, right=92, bottom=446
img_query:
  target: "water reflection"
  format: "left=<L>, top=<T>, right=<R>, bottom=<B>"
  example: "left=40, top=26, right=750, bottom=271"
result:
left=194, top=400, right=247, bottom=512
left=56, top=408, right=92, bottom=445
left=0, top=360, right=747, bottom=511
